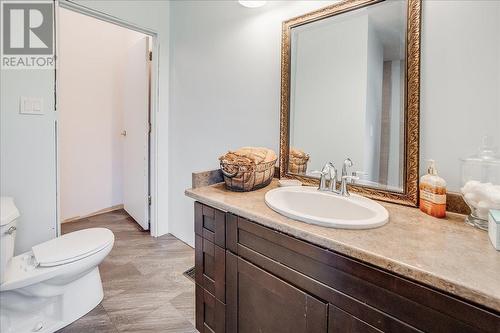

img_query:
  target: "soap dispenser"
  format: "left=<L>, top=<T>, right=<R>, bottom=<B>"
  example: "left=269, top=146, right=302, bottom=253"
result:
left=419, top=160, right=447, bottom=218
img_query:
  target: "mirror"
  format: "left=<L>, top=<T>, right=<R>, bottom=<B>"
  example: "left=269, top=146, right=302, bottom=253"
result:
left=280, top=0, right=421, bottom=206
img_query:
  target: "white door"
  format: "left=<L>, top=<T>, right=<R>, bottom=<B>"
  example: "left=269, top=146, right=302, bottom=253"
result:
left=123, top=37, right=150, bottom=230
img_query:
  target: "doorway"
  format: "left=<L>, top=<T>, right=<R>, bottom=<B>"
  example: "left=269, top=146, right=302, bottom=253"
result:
left=55, top=4, right=159, bottom=235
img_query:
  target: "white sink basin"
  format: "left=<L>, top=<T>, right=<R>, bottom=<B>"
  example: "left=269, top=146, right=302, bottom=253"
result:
left=265, top=186, right=389, bottom=229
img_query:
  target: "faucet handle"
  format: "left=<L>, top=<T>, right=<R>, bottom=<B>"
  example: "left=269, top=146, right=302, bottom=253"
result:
left=311, top=170, right=329, bottom=191
left=341, top=175, right=360, bottom=182
left=326, top=162, right=338, bottom=192
left=310, top=170, right=327, bottom=177
left=342, top=158, right=353, bottom=176
left=339, top=158, right=355, bottom=196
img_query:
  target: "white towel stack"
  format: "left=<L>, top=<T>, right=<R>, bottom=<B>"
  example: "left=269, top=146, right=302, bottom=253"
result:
left=461, top=181, right=500, bottom=220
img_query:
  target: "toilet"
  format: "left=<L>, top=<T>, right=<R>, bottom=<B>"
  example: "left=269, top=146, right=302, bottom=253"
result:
left=0, top=197, right=114, bottom=333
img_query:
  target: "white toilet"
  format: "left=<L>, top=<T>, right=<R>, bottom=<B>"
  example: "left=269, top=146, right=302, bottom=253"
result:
left=0, top=197, right=115, bottom=333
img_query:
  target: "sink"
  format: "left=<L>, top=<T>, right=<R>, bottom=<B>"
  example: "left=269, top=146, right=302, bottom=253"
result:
left=265, top=186, right=389, bottom=229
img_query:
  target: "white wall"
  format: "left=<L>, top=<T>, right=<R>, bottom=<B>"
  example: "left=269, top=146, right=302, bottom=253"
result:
left=1, top=69, right=57, bottom=254
left=1, top=0, right=57, bottom=254
left=169, top=1, right=337, bottom=246
left=387, top=60, right=403, bottom=187
left=365, top=18, right=384, bottom=182
left=421, top=0, right=500, bottom=191
left=58, top=8, right=145, bottom=221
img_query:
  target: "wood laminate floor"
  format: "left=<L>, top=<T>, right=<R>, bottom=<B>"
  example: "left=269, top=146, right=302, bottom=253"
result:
left=58, top=210, right=196, bottom=333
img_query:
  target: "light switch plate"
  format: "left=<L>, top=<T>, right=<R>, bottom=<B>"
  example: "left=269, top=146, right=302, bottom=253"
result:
left=19, top=96, right=44, bottom=115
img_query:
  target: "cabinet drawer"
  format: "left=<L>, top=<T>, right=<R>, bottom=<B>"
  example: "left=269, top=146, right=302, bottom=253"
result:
left=196, top=284, right=225, bottom=333
left=195, top=202, right=226, bottom=248
left=195, top=235, right=225, bottom=302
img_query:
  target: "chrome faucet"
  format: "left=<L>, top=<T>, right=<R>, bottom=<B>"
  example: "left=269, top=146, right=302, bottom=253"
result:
left=339, top=158, right=359, bottom=196
left=312, top=162, right=339, bottom=193
left=313, top=158, right=359, bottom=196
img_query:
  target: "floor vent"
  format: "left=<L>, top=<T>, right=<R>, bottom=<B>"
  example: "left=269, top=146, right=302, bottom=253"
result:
left=183, top=266, right=195, bottom=282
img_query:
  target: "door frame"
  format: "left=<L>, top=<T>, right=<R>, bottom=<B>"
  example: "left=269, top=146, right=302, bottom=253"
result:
left=54, top=0, right=160, bottom=236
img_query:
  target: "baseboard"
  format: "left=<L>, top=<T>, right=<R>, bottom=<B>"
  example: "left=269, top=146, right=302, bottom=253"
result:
left=62, top=204, right=124, bottom=223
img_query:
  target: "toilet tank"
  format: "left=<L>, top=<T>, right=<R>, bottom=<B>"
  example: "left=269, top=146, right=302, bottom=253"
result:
left=0, top=197, right=20, bottom=284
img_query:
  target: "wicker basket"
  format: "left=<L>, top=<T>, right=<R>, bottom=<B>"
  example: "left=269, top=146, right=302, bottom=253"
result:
left=220, top=158, right=276, bottom=192
left=288, top=154, right=310, bottom=175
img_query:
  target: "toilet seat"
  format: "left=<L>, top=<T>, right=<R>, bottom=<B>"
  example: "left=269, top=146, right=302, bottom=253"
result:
left=0, top=228, right=114, bottom=292
left=32, top=228, right=114, bottom=267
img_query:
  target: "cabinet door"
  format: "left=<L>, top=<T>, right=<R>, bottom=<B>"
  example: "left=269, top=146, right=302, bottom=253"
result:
left=328, top=305, right=382, bottom=333
left=226, top=252, right=328, bottom=333
left=195, top=235, right=225, bottom=301
left=196, top=284, right=225, bottom=333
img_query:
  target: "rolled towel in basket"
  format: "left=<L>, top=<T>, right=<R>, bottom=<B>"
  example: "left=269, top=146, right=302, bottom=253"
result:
left=290, top=148, right=307, bottom=159
left=228, top=147, right=277, bottom=165
left=288, top=147, right=310, bottom=174
left=220, top=152, right=253, bottom=166
left=219, top=147, right=277, bottom=192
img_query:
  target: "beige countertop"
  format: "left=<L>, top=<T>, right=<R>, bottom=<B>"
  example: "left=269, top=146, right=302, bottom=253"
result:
left=185, top=180, right=500, bottom=313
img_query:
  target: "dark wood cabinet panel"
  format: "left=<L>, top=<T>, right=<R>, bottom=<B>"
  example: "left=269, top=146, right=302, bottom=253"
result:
left=193, top=202, right=500, bottom=333
left=233, top=216, right=500, bottom=333
left=195, top=202, right=226, bottom=248
left=328, top=305, right=382, bottom=333
left=195, top=235, right=225, bottom=302
left=196, top=284, right=225, bottom=333
left=226, top=253, right=328, bottom=333
left=236, top=243, right=419, bottom=333
left=225, top=213, right=238, bottom=253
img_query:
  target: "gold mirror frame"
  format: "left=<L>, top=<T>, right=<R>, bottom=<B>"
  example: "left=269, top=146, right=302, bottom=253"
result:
left=279, top=0, right=421, bottom=207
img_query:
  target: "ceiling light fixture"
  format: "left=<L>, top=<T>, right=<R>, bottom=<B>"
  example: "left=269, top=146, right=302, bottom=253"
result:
left=238, top=1, right=267, bottom=8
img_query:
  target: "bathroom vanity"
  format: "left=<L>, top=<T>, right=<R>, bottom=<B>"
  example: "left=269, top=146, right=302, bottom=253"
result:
left=186, top=181, right=500, bottom=333
left=185, top=0, right=500, bottom=331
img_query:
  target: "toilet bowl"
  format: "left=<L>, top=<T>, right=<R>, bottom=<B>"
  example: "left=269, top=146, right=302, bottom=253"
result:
left=0, top=197, right=114, bottom=333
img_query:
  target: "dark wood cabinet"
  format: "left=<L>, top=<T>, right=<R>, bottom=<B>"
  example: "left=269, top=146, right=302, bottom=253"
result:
left=328, top=305, right=382, bottom=333
left=195, top=235, right=225, bottom=301
left=195, top=202, right=226, bottom=248
left=194, top=202, right=500, bottom=333
left=226, top=252, right=328, bottom=333
left=196, top=284, right=225, bottom=333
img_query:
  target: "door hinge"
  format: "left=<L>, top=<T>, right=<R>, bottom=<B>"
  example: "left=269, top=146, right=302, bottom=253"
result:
left=149, top=51, right=152, bottom=61
left=148, top=123, right=152, bottom=134
left=148, top=196, right=151, bottom=205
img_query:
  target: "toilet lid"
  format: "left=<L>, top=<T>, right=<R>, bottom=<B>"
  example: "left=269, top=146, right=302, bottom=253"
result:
left=32, top=228, right=114, bottom=267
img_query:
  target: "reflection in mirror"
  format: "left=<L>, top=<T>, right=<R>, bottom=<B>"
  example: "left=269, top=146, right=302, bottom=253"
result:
left=289, top=0, right=406, bottom=192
